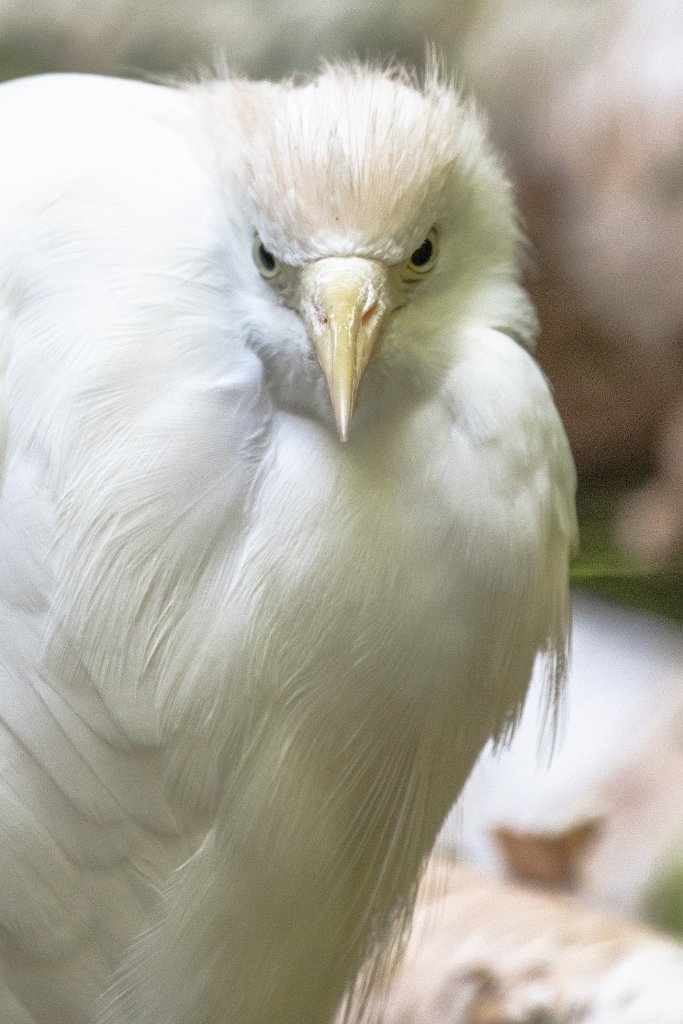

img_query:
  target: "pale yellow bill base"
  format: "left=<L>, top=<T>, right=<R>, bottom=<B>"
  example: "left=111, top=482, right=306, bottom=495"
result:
left=300, top=257, right=391, bottom=441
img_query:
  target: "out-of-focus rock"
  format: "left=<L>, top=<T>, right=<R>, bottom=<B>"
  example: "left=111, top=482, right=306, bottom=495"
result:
left=362, top=855, right=683, bottom=1024
left=616, top=394, right=683, bottom=562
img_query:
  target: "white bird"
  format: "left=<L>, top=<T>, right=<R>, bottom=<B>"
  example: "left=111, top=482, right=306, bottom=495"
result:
left=0, top=64, right=576, bottom=1024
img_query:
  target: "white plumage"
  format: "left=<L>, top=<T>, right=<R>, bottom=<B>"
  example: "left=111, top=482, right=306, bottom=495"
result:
left=0, top=65, right=576, bottom=1024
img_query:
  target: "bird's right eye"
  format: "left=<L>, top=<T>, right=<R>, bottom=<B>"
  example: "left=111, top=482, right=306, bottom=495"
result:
left=253, top=236, right=281, bottom=279
left=405, top=228, right=438, bottom=276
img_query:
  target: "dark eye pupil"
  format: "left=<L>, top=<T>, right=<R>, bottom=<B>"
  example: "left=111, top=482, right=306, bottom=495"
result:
left=410, top=238, right=433, bottom=267
left=258, top=244, right=276, bottom=272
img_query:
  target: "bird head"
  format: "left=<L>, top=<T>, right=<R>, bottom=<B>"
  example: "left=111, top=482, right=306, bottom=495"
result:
left=219, top=63, right=531, bottom=441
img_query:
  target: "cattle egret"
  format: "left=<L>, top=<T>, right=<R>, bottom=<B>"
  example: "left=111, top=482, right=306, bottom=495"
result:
left=0, top=64, right=576, bottom=1024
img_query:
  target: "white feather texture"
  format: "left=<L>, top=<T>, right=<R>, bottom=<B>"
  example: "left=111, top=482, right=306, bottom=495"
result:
left=0, top=66, right=576, bottom=1024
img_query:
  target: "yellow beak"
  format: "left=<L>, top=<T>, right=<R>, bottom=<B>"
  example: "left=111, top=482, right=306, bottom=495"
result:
left=300, top=257, right=390, bottom=441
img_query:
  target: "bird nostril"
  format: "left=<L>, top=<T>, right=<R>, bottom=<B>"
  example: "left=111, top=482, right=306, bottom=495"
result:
left=361, top=303, right=376, bottom=326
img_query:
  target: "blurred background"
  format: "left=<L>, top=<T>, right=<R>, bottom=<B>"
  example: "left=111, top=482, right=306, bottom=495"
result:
left=2, top=0, right=681, bottom=997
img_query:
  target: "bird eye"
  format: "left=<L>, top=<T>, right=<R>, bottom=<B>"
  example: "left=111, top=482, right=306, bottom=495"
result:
left=253, top=236, right=281, bottom=279
left=405, top=228, right=438, bottom=277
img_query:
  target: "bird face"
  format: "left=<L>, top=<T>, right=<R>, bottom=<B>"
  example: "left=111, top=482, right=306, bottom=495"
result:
left=231, top=65, right=524, bottom=440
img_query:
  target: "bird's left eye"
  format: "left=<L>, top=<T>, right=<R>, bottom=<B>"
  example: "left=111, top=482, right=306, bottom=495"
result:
left=253, top=236, right=281, bottom=279
left=404, top=228, right=438, bottom=277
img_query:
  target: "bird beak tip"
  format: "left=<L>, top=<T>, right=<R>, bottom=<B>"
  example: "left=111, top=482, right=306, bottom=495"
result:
left=334, top=410, right=351, bottom=443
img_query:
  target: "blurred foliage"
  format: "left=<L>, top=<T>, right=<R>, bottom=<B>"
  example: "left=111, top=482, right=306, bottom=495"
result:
left=572, top=470, right=683, bottom=623
left=0, top=0, right=482, bottom=85
left=646, top=854, right=683, bottom=937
